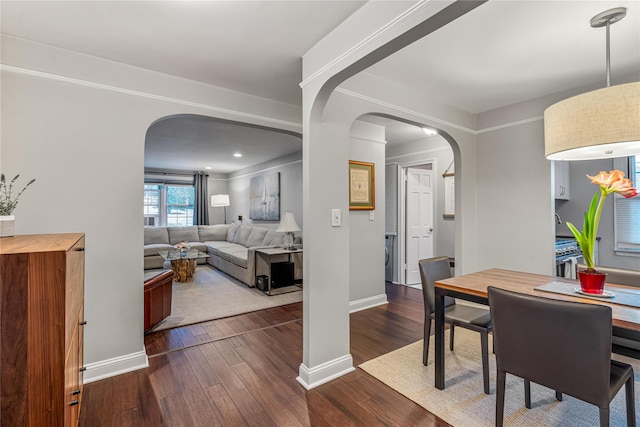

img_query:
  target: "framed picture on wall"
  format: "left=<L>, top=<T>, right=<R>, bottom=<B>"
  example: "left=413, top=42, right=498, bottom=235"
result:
left=349, top=160, right=375, bottom=210
left=249, top=172, right=281, bottom=220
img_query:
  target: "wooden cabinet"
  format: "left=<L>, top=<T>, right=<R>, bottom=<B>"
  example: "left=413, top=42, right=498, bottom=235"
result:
left=554, top=161, right=570, bottom=200
left=0, top=233, right=85, bottom=426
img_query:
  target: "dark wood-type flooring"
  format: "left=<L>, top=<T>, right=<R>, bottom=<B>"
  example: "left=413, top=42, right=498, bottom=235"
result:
left=79, top=283, right=449, bottom=426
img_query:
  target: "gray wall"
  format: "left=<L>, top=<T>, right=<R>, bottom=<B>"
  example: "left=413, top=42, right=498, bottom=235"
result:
left=349, top=120, right=387, bottom=305
left=226, top=151, right=303, bottom=231
left=1, top=35, right=301, bottom=381
left=208, top=173, right=229, bottom=224
left=475, top=120, right=554, bottom=275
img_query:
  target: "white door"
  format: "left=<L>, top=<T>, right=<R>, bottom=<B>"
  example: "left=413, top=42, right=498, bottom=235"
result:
left=405, top=167, right=434, bottom=284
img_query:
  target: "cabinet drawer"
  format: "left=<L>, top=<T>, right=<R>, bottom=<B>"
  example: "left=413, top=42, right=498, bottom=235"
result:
left=64, top=323, right=81, bottom=427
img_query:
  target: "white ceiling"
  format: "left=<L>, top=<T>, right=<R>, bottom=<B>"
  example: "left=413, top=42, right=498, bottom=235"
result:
left=2, top=1, right=639, bottom=172
left=145, top=115, right=303, bottom=173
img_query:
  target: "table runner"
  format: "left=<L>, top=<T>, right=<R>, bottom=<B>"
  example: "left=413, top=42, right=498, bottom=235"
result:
left=536, top=281, right=640, bottom=309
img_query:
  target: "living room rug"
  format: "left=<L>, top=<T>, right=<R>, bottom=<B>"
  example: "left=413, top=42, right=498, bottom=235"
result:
left=144, top=266, right=302, bottom=332
left=359, top=328, right=640, bottom=426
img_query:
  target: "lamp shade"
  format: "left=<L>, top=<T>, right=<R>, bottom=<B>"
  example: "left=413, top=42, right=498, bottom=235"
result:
left=276, top=211, right=300, bottom=233
left=210, top=194, right=230, bottom=207
left=544, top=82, right=640, bottom=160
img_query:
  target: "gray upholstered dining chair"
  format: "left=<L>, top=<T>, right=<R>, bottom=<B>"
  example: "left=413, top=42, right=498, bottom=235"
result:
left=419, top=256, right=492, bottom=394
left=488, top=286, right=636, bottom=427
left=576, top=263, right=640, bottom=358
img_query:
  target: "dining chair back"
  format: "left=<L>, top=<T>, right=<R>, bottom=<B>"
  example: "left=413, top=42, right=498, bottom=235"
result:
left=419, top=257, right=492, bottom=394
left=488, top=286, right=635, bottom=427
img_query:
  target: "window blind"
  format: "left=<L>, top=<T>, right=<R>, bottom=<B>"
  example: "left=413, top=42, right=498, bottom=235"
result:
left=614, top=156, right=640, bottom=253
left=615, top=196, right=640, bottom=252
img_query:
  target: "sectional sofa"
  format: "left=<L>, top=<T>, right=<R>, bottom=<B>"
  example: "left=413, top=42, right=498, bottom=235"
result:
left=144, top=223, right=297, bottom=287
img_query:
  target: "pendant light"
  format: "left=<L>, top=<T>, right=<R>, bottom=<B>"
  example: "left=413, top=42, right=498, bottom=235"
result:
left=544, top=7, right=640, bottom=161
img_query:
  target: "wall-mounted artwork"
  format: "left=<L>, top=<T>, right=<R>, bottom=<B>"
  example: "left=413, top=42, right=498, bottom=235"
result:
left=349, top=160, right=375, bottom=210
left=249, top=172, right=280, bottom=220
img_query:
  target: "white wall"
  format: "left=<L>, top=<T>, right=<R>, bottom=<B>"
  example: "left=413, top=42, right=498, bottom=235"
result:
left=0, top=35, right=302, bottom=381
left=386, top=136, right=455, bottom=261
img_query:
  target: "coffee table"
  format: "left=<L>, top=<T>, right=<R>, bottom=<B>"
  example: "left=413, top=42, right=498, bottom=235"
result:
left=158, top=249, right=210, bottom=282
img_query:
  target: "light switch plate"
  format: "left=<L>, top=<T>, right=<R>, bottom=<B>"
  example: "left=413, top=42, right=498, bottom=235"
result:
left=331, top=209, right=341, bottom=227
left=369, top=211, right=375, bottom=221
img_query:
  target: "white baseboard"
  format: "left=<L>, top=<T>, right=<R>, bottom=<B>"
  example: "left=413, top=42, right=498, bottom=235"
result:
left=349, top=293, right=388, bottom=313
left=296, top=354, right=355, bottom=390
left=83, top=350, right=149, bottom=384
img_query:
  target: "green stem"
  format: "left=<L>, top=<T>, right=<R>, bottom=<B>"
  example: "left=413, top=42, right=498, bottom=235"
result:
left=587, top=188, right=607, bottom=269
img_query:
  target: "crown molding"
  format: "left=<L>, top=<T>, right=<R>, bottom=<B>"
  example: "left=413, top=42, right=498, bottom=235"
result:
left=301, top=1, right=449, bottom=88
left=0, top=64, right=302, bottom=132
left=336, top=87, right=544, bottom=135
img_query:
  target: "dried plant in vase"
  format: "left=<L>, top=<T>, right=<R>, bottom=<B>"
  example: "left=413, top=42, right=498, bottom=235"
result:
left=0, top=173, right=36, bottom=237
left=0, top=173, right=36, bottom=216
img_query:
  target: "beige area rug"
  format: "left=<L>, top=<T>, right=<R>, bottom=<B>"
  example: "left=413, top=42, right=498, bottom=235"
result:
left=360, top=328, right=640, bottom=426
left=144, top=266, right=302, bottom=332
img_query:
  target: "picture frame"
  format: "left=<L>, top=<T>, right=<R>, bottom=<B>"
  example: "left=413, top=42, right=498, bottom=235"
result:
left=249, top=172, right=281, bottom=221
left=349, top=160, right=375, bottom=210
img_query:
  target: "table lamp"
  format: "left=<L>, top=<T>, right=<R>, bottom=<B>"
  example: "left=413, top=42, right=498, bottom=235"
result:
left=276, top=211, right=300, bottom=250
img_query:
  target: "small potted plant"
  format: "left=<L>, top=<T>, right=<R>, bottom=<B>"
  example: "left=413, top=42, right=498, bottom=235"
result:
left=566, top=170, right=637, bottom=294
left=0, top=173, right=36, bottom=237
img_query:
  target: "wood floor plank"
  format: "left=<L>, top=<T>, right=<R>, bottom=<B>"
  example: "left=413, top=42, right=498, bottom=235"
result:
left=182, top=346, right=221, bottom=389
left=232, top=361, right=305, bottom=426
left=80, top=283, right=452, bottom=427
left=204, top=383, right=247, bottom=426
left=114, top=408, right=139, bottom=427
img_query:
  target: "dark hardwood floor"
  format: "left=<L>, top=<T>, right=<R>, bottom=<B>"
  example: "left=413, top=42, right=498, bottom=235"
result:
left=79, top=283, right=450, bottom=426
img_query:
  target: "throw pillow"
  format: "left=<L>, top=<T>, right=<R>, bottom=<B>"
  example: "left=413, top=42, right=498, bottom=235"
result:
left=226, top=222, right=240, bottom=242
left=246, top=226, right=269, bottom=248
left=233, top=224, right=253, bottom=246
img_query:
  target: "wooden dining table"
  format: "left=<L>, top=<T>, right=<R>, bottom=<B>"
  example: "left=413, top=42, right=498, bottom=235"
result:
left=433, top=268, right=640, bottom=391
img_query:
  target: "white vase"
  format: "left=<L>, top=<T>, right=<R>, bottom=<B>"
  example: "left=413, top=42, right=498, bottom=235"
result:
left=0, top=215, right=15, bottom=237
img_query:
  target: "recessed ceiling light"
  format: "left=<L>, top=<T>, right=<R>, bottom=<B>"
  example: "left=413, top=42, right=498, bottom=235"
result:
left=205, top=166, right=212, bottom=170
left=233, top=153, right=242, bottom=158
left=423, top=128, right=438, bottom=136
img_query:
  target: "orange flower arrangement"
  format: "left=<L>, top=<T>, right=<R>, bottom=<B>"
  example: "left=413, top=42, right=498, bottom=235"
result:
left=566, top=170, right=637, bottom=272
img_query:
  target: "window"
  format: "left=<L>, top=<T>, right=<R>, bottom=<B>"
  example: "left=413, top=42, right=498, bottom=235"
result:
left=144, top=184, right=195, bottom=227
left=614, top=156, right=640, bottom=254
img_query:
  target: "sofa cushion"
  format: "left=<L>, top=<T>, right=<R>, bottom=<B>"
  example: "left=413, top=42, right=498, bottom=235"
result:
left=168, top=226, right=199, bottom=245
left=198, top=224, right=229, bottom=242
left=246, top=226, right=269, bottom=248
left=144, top=227, right=170, bottom=245
left=263, top=229, right=285, bottom=246
left=188, top=242, right=208, bottom=252
left=233, top=224, right=253, bottom=246
left=218, top=246, right=249, bottom=269
left=144, top=243, right=173, bottom=256
left=205, top=240, right=239, bottom=256
left=227, top=222, right=240, bottom=242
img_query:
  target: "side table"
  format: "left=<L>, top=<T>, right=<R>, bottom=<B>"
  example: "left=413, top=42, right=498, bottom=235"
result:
left=255, top=247, right=303, bottom=295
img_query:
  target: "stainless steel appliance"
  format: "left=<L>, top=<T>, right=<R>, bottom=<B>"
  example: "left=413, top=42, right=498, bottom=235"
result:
left=555, top=238, right=583, bottom=277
